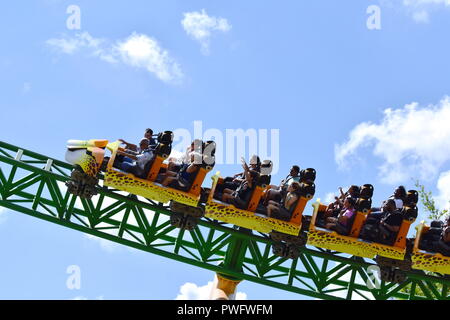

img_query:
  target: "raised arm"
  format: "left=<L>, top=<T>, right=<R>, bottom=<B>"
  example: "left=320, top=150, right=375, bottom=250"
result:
left=117, top=149, right=137, bottom=160
left=119, top=139, right=138, bottom=152
left=244, top=170, right=253, bottom=189
left=339, top=187, right=345, bottom=198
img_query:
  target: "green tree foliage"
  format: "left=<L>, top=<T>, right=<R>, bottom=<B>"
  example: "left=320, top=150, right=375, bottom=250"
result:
left=398, top=181, right=449, bottom=299
left=415, top=180, right=448, bottom=221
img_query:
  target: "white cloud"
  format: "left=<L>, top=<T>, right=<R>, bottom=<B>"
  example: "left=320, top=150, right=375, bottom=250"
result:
left=181, top=9, right=231, bottom=55
left=115, top=33, right=183, bottom=83
left=436, top=170, right=450, bottom=211
left=175, top=281, right=247, bottom=300
left=335, top=97, right=450, bottom=184
left=46, top=31, right=182, bottom=84
left=46, top=32, right=104, bottom=55
left=402, top=0, right=450, bottom=22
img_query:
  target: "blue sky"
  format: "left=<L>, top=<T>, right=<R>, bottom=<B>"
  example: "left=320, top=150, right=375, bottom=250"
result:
left=1, top=0, right=450, bottom=299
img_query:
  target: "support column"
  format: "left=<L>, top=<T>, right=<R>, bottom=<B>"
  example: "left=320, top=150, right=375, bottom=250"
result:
left=210, top=228, right=249, bottom=299
left=210, top=273, right=242, bottom=300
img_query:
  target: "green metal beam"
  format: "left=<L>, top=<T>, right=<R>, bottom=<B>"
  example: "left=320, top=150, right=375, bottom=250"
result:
left=0, top=140, right=449, bottom=300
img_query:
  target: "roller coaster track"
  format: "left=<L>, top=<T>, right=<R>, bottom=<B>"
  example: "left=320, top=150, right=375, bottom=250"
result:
left=0, top=140, right=449, bottom=300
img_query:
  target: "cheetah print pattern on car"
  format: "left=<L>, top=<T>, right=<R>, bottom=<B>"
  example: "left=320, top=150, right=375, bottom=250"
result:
left=307, top=230, right=405, bottom=260
left=412, top=252, right=450, bottom=274
left=78, top=154, right=100, bottom=177
left=104, top=169, right=199, bottom=207
left=205, top=201, right=301, bottom=235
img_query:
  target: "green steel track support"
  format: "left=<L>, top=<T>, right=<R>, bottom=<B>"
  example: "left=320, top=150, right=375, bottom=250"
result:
left=0, top=140, right=450, bottom=300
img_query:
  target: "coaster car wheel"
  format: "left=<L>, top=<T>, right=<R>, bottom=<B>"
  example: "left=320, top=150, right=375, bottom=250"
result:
left=170, top=212, right=183, bottom=229
left=392, top=269, right=407, bottom=283
left=184, top=216, right=198, bottom=231
left=81, top=185, right=98, bottom=199
left=380, top=267, right=394, bottom=283
left=170, top=211, right=199, bottom=231
left=65, top=180, right=81, bottom=195
left=287, top=245, right=300, bottom=259
left=272, top=243, right=286, bottom=257
left=295, top=232, right=308, bottom=246
left=376, top=255, right=412, bottom=272
left=379, top=267, right=407, bottom=284
left=270, top=231, right=307, bottom=246
left=71, top=168, right=85, bottom=182
left=170, top=201, right=204, bottom=218
left=66, top=168, right=98, bottom=199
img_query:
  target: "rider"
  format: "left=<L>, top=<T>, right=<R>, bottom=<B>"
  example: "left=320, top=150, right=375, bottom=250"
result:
left=325, top=196, right=357, bottom=233
left=378, top=201, right=404, bottom=244
left=161, top=152, right=202, bottom=189
left=215, top=155, right=261, bottom=195
left=262, top=165, right=300, bottom=206
left=119, top=138, right=154, bottom=177
left=266, top=182, right=301, bottom=221
left=371, top=186, right=406, bottom=212
left=167, top=139, right=202, bottom=172
left=435, top=217, right=450, bottom=256
left=119, top=128, right=157, bottom=152
left=323, top=185, right=359, bottom=220
left=221, top=158, right=260, bottom=209
left=367, top=197, right=397, bottom=221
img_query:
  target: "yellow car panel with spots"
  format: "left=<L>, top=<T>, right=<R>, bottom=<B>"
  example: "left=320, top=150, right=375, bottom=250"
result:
left=104, top=140, right=200, bottom=207
left=412, top=222, right=450, bottom=275
left=307, top=229, right=405, bottom=260
left=76, top=153, right=99, bottom=177
left=307, top=201, right=405, bottom=260
left=204, top=173, right=301, bottom=235
left=66, top=139, right=108, bottom=177
left=104, top=168, right=200, bottom=207
left=205, top=201, right=301, bottom=235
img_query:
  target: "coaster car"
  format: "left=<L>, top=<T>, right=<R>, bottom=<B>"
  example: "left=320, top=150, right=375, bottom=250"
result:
left=412, top=221, right=450, bottom=275
left=204, top=165, right=316, bottom=236
left=306, top=185, right=417, bottom=262
left=65, top=139, right=108, bottom=198
left=64, top=135, right=215, bottom=214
